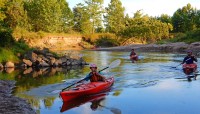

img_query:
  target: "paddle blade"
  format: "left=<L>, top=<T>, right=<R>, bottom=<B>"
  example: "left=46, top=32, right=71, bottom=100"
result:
left=109, top=59, right=121, bottom=69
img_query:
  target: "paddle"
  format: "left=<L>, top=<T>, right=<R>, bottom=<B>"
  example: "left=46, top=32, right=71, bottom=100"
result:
left=61, top=59, right=121, bottom=92
left=171, top=63, right=182, bottom=68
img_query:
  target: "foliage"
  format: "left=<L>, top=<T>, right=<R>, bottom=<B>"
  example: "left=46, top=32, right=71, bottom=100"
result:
left=24, top=0, right=73, bottom=33
left=171, top=3, right=199, bottom=32
left=95, top=36, right=119, bottom=47
left=0, top=29, right=15, bottom=47
left=4, top=0, right=29, bottom=30
left=119, top=11, right=172, bottom=43
left=73, top=3, right=93, bottom=33
left=82, top=33, right=116, bottom=44
left=157, top=29, right=200, bottom=44
left=0, top=0, right=6, bottom=21
left=104, top=0, right=125, bottom=34
left=0, top=48, right=19, bottom=62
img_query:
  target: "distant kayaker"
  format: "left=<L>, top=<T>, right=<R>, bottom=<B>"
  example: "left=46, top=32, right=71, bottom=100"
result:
left=84, top=63, right=106, bottom=82
left=182, top=50, right=198, bottom=77
left=130, top=48, right=138, bottom=62
left=182, top=50, right=197, bottom=64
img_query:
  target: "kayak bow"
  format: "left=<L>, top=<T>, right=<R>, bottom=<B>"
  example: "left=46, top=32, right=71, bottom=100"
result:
left=60, top=77, right=114, bottom=101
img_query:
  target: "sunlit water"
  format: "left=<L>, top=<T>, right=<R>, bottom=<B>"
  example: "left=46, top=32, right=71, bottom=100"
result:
left=0, top=51, right=200, bottom=114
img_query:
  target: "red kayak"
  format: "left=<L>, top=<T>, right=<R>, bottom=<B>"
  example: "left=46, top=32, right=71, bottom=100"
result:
left=182, top=63, right=197, bottom=75
left=60, top=77, right=114, bottom=101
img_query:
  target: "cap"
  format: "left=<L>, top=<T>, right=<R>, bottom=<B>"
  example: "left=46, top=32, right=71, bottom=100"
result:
left=90, top=63, right=97, bottom=68
left=187, top=50, right=192, bottom=53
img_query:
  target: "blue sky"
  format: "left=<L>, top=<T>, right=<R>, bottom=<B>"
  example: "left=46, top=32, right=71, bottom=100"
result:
left=67, top=0, right=200, bottom=16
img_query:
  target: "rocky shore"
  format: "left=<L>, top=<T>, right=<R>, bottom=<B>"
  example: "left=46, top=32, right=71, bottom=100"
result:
left=94, top=42, right=200, bottom=53
left=0, top=80, right=36, bottom=114
left=0, top=48, right=87, bottom=70
left=0, top=48, right=88, bottom=113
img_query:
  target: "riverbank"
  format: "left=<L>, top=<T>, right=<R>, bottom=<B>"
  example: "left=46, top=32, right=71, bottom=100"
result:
left=0, top=80, right=36, bottom=114
left=93, top=42, right=200, bottom=53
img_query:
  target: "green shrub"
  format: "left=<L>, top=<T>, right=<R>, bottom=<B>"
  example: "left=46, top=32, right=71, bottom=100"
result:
left=95, top=36, right=119, bottom=47
left=0, top=48, right=19, bottom=62
left=0, top=30, right=15, bottom=47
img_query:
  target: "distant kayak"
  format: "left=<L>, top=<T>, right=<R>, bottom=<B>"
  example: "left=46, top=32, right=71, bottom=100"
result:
left=182, top=63, right=197, bottom=75
left=60, top=77, right=114, bottom=101
left=130, top=55, right=138, bottom=63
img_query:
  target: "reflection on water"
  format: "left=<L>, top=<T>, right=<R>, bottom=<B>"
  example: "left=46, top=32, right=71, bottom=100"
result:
left=0, top=51, right=200, bottom=114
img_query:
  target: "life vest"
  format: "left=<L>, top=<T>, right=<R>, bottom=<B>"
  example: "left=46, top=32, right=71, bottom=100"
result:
left=90, top=72, right=104, bottom=82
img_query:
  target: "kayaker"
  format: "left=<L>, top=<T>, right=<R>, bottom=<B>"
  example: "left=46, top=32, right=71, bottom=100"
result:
left=182, top=50, right=197, bottom=64
left=130, top=48, right=138, bottom=62
left=182, top=50, right=198, bottom=78
left=84, top=63, right=106, bottom=82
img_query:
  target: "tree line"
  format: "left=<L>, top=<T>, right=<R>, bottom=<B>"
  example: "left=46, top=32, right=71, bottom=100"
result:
left=0, top=0, right=200, bottom=44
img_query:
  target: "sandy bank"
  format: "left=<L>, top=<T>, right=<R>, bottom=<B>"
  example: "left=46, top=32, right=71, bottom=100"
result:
left=94, top=42, right=200, bottom=53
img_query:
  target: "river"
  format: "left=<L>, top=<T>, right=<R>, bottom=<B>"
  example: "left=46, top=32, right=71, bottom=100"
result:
left=0, top=51, right=200, bottom=114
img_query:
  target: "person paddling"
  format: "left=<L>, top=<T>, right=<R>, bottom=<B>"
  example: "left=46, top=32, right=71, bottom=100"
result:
left=182, top=50, right=198, bottom=79
left=130, top=48, right=138, bottom=62
left=84, top=63, right=106, bottom=82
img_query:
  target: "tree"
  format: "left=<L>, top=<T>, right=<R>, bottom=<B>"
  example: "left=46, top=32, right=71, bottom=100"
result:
left=172, top=3, right=197, bottom=32
left=104, top=0, right=125, bottom=34
left=25, top=0, right=73, bottom=32
left=84, top=0, right=104, bottom=33
left=73, top=3, right=93, bottom=33
left=0, top=0, right=6, bottom=22
left=3, top=0, right=29, bottom=30
left=157, top=14, right=172, bottom=24
left=119, top=12, right=171, bottom=43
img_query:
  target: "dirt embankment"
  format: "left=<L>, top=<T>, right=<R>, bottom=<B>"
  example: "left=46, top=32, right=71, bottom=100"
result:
left=0, top=80, right=36, bottom=114
left=94, top=42, right=200, bottom=53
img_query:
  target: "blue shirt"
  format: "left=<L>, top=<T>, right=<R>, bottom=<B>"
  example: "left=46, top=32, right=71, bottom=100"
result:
left=183, top=56, right=197, bottom=64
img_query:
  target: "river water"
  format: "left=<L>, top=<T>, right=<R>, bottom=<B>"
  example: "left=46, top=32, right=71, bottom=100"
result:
left=0, top=51, right=200, bottom=114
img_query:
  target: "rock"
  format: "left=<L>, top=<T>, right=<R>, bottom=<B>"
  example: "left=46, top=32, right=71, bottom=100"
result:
left=54, top=59, right=62, bottom=66
left=5, top=61, right=15, bottom=68
left=40, top=60, right=50, bottom=67
left=0, top=63, right=3, bottom=69
left=24, top=51, right=37, bottom=62
left=0, top=80, right=36, bottom=114
left=23, top=67, right=33, bottom=74
left=5, top=68, right=14, bottom=73
left=49, top=57, right=56, bottom=66
left=23, top=59, right=32, bottom=67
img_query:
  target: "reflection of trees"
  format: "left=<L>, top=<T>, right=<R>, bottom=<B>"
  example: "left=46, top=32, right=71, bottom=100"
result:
left=113, top=90, right=122, bottom=96
left=16, top=92, right=56, bottom=113
left=3, top=66, right=85, bottom=111
left=43, top=97, right=56, bottom=109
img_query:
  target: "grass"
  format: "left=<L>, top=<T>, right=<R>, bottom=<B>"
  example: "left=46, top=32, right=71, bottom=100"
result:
left=0, top=48, right=19, bottom=63
left=157, top=30, right=200, bottom=44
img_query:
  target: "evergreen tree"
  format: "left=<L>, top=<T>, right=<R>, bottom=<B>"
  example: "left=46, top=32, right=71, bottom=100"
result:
left=105, top=0, right=125, bottom=34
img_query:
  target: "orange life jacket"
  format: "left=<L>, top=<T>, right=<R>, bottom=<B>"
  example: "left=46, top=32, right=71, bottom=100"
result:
left=90, top=72, right=104, bottom=82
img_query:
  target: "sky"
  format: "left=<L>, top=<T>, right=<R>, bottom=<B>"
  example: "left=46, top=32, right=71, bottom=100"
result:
left=67, top=0, right=200, bottom=17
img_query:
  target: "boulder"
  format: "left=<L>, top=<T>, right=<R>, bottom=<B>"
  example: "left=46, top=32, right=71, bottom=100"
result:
left=24, top=51, right=38, bottom=62
left=4, top=62, right=15, bottom=68
left=54, top=59, right=62, bottom=66
left=5, top=68, right=14, bottom=73
left=0, top=63, right=3, bottom=69
left=39, top=60, right=50, bottom=67
left=49, top=57, right=56, bottom=66
left=23, top=67, right=33, bottom=74
left=23, top=59, right=32, bottom=67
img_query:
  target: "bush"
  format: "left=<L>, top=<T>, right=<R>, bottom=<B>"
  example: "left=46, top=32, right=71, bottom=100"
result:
left=0, top=30, right=15, bottom=47
left=95, top=36, right=119, bottom=47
